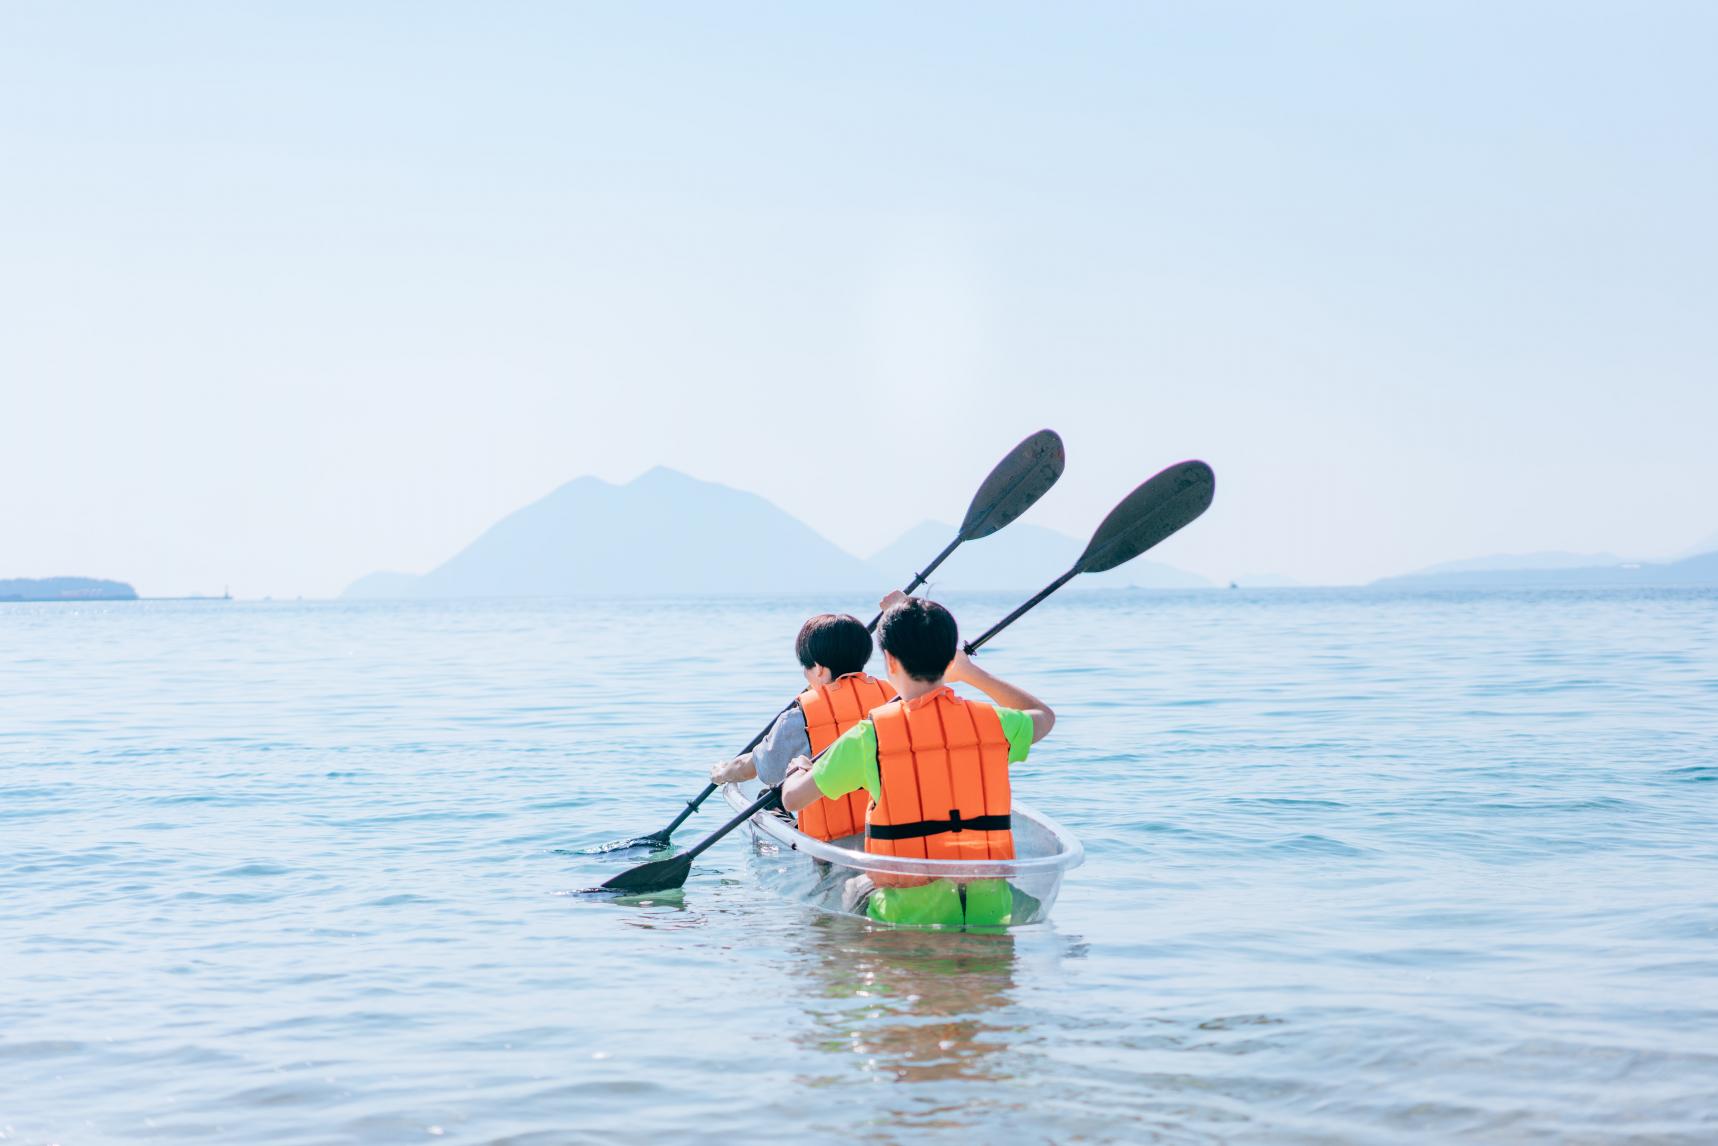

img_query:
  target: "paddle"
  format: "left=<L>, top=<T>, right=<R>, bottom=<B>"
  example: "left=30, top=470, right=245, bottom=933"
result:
left=609, top=429, right=1066, bottom=851
left=592, top=458, right=1216, bottom=894
left=597, top=786, right=789, bottom=894
left=863, top=427, right=1067, bottom=628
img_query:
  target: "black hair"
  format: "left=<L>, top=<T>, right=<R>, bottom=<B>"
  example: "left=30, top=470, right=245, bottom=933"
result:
left=795, top=613, right=873, bottom=678
left=877, top=597, right=958, bottom=682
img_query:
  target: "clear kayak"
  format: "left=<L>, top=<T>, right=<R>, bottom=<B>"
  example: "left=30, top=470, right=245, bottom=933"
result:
left=719, top=778, right=1084, bottom=930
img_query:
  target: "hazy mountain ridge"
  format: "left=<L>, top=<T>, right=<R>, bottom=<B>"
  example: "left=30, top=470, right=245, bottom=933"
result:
left=1384, top=531, right=1718, bottom=584
left=342, top=467, right=1714, bottom=599
left=1675, top=530, right=1718, bottom=560
left=1372, top=550, right=1718, bottom=589
left=346, top=468, right=887, bottom=599
left=1409, top=551, right=1625, bottom=576
left=345, top=469, right=1214, bottom=600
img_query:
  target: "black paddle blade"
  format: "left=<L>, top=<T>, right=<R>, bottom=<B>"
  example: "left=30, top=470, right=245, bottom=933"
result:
left=1075, top=460, right=1215, bottom=574
left=957, top=429, right=1065, bottom=541
left=596, top=852, right=693, bottom=894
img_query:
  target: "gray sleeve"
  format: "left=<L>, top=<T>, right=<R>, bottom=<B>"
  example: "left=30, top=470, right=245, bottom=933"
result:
left=751, top=705, right=810, bottom=787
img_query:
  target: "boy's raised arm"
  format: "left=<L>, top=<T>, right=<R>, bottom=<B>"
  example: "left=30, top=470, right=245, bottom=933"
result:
left=945, top=650, right=1055, bottom=743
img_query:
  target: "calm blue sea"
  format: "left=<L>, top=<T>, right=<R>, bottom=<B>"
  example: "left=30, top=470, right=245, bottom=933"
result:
left=3, top=589, right=1716, bottom=1144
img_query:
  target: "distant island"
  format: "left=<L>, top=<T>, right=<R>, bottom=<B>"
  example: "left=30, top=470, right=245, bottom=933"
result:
left=344, top=467, right=1212, bottom=600
left=0, top=577, right=138, bottom=602
left=1370, top=550, right=1718, bottom=590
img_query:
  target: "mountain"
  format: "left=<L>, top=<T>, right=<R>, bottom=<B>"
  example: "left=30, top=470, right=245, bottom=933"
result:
left=1407, top=551, right=1624, bottom=576
left=343, top=467, right=882, bottom=599
left=1371, top=550, right=1718, bottom=590
left=867, top=520, right=1211, bottom=591
left=0, top=576, right=137, bottom=602
left=1674, top=530, right=1718, bottom=560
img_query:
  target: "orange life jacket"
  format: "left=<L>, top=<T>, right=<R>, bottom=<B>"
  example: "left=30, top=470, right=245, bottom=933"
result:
left=865, top=686, right=1014, bottom=887
left=794, top=672, right=896, bottom=841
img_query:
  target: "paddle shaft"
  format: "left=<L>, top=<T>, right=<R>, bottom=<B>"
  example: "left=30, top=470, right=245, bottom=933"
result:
left=963, top=567, right=1080, bottom=654
left=863, top=535, right=961, bottom=629
left=682, top=787, right=782, bottom=864
left=653, top=698, right=795, bottom=840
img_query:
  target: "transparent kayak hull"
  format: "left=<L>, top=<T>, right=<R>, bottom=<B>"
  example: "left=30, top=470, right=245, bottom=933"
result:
left=720, top=780, right=1084, bottom=929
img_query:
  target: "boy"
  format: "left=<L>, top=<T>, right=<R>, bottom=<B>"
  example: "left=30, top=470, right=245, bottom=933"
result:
left=780, top=596, right=1054, bottom=928
left=709, top=613, right=896, bottom=841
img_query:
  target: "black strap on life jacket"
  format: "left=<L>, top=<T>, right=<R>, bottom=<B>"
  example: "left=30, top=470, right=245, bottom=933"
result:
left=866, top=809, right=1012, bottom=841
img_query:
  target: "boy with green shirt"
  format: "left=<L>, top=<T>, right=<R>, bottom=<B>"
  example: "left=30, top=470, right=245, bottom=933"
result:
left=781, top=594, right=1055, bottom=928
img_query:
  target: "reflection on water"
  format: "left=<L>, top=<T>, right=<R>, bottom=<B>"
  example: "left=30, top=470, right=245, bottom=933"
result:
left=610, top=888, right=687, bottom=912
left=792, top=916, right=1022, bottom=1088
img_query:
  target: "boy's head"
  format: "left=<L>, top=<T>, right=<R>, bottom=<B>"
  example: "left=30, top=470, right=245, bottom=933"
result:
left=877, top=597, right=959, bottom=685
left=795, top=613, right=872, bottom=687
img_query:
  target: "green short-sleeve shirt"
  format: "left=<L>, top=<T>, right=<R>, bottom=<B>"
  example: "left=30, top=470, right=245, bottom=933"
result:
left=811, top=705, right=1034, bottom=804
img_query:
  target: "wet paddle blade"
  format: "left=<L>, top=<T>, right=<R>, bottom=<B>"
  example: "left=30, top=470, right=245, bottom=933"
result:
left=957, top=429, right=1066, bottom=541
left=567, top=832, right=671, bottom=855
left=596, top=853, right=693, bottom=894
left=1075, top=460, right=1215, bottom=574
left=593, top=786, right=778, bottom=896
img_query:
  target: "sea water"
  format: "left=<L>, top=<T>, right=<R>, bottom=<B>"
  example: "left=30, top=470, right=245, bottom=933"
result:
left=3, top=590, right=1715, bottom=1144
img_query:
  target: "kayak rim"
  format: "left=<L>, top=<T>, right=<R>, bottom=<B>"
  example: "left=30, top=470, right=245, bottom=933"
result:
left=719, top=779, right=1084, bottom=882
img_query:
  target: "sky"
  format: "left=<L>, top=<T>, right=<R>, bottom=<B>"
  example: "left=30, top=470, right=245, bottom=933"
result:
left=3, top=2, right=1715, bottom=597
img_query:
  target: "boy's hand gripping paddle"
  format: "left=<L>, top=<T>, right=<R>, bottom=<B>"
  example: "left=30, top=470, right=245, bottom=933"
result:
left=591, top=459, right=1215, bottom=894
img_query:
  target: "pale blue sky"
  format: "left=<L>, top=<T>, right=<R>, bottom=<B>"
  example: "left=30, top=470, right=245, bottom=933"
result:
left=4, top=2, right=1714, bottom=596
